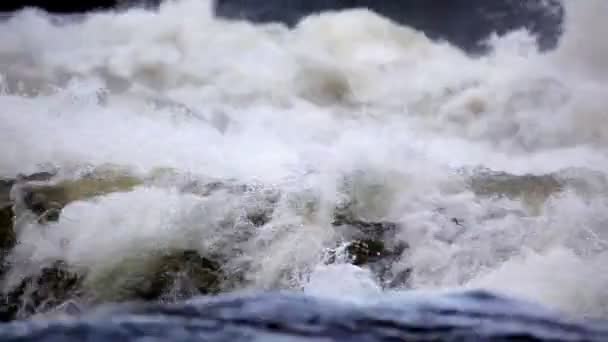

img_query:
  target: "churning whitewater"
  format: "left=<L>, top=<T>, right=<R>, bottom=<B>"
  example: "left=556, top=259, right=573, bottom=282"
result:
left=0, top=0, right=607, bottom=324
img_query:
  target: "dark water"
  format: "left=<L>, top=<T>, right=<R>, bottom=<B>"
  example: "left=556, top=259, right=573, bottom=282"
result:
left=1, top=0, right=563, bottom=53
left=215, top=0, right=563, bottom=52
left=1, top=291, right=607, bottom=341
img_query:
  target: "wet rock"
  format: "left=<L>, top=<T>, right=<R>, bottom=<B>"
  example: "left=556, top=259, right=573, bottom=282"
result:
left=15, top=172, right=56, bottom=183
left=246, top=210, right=272, bottom=227
left=0, top=205, right=16, bottom=254
left=469, top=170, right=563, bottom=199
left=332, top=199, right=400, bottom=249
left=0, top=179, right=15, bottom=248
left=0, top=179, right=15, bottom=208
left=333, top=215, right=398, bottom=240
left=468, top=168, right=563, bottom=214
left=344, top=239, right=407, bottom=267
left=0, top=261, right=84, bottom=322
left=137, top=250, right=223, bottom=301
left=90, top=249, right=223, bottom=303
left=345, top=239, right=389, bottom=266
left=330, top=204, right=409, bottom=288
left=0, top=179, right=16, bottom=270
left=0, top=250, right=222, bottom=321
left=15, top=170, right=142, bottom=223
left=21, top=191, right=62, bottom=223
left=343, top=239, right=409, bottom=288
left=0, top=207, right=15, bottom=291
left=1, top=172, right=57, bottom=262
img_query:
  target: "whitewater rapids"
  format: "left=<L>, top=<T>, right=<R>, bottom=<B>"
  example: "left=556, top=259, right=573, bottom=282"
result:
left=0, top=0, right=607, bottom=322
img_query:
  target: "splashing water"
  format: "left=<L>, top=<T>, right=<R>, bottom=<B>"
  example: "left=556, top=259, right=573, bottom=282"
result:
left=0, top=0, right=607, bottom=321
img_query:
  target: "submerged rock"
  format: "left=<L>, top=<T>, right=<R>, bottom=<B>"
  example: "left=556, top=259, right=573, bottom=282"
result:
left=0, top=250, right=222, bottom=321
left=0, top=179, right=15, bottom=252
left=344, top=239, right=407, bottom=267
left=0, top=179, right=14, bottom=207
left=20, top=191, right=62, bottom=223
left=0, top=205, right=15, bottom=258
left=13, top=170, right=142, bottom=223
left=0, top=179, right=17, bottom=271
left=468, top=168, right=564, bottom=214
left=0, top=205, right=15, bottom=280
left=0, top=261, right=84, bottom=322
left=468, top=167, right=608, bottom=210
left=2, top=168, right=415, bottom=320
left=88, top=249, right=223, bottom=303
left=330, top=238, right=409, bottom=289
left=470, top=170, right=563, bottom=199
left=333, top=215, right=398, bottom=240
left=344, top=239, right=387, bottom=266
left=135, top=250, right=223, bottom=301
left=331, top=202, right=409, bottom=288
left=1, top=173, right=58, bottom=271
left=15, top=172, right=56, bottom=183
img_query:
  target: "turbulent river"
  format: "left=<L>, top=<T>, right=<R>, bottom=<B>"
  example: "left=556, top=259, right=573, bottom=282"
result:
left=0, top=0, right=607, bottom=340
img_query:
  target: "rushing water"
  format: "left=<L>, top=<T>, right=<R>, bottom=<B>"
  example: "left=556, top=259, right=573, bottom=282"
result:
left=2, top=291, right=608, bottom=341
left=0, top=0, right=607, bottom=337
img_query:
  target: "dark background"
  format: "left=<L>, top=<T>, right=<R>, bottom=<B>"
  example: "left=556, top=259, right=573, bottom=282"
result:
left=0, top=0, right=563, bottom=53
left=0, top=0, right=119, bottom=12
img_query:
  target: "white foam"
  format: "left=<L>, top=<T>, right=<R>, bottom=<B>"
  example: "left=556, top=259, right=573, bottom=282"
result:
left=1, top=0, right=607, bottom=318
left=303, top=264, right=382, bottom=302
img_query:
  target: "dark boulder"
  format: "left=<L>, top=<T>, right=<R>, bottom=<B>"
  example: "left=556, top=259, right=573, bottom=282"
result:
left=0, top=179, right=16, bottom=251
left=0, top=205, right=16, bottom=264
left=330, top=200, right=409, bottom=288
left=344, top=239, right=407, bottom=267
left=0, top=179, right=16, bottom=271
left=468, top=168, right=564, bottom=215
left=0, top=179, right=14, bottom=207
left=469, top=169, right=563, bottom=199
left=0, top=172, right=57, bottom=268
left=132, top=250, right=223, bottom=302
left=0, top=249, right=223, bottom=322
left=89, top=249, right=223, bottom=303
left=0, top=261, right=84, bottom=322
left=333, top=215, right=398, bottom=240
left=334, top=238, right=409, bottom=289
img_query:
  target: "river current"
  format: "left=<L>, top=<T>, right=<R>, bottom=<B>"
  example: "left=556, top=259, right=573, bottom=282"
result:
left=0, top=1, right=607, bottom=340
